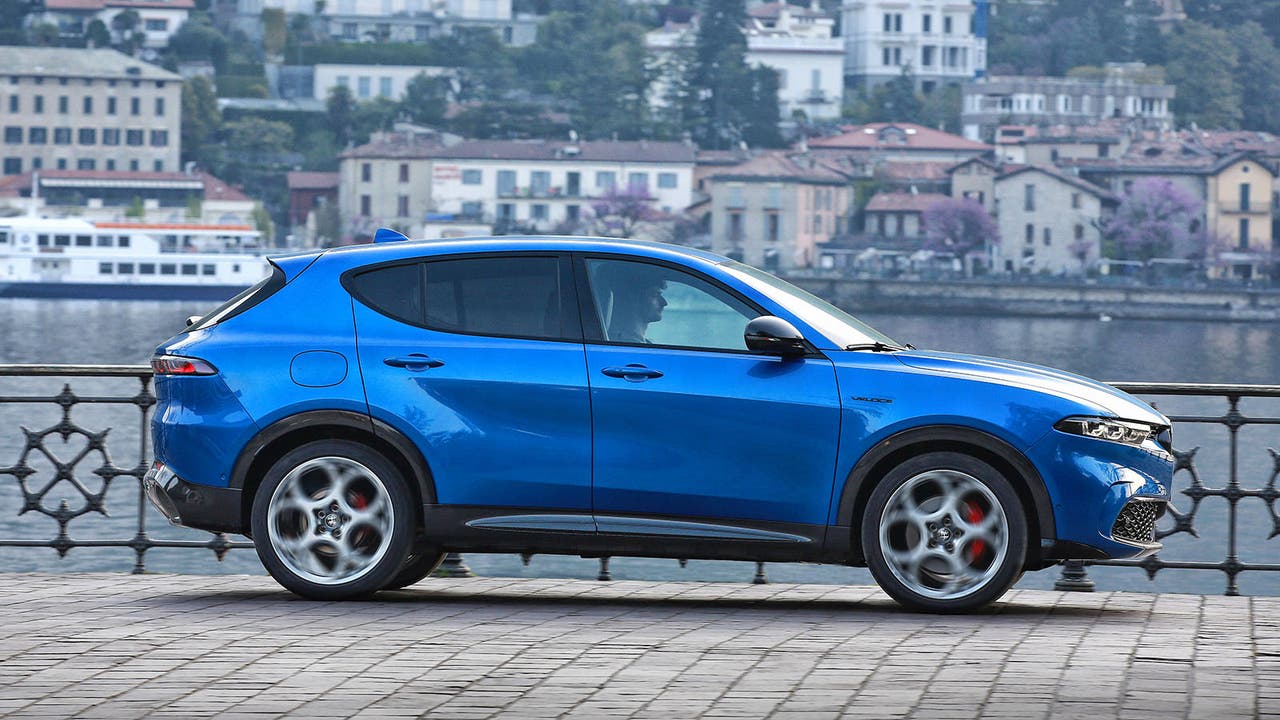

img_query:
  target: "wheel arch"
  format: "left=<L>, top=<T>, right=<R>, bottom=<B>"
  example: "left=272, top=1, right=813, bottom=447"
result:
left=835, top=425, right=1055, bottom=565
left=231, top=410, right=437, bottom=532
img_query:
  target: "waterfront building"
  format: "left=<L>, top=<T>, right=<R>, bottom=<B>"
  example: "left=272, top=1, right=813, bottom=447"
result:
left=962, top=64, right=1176, bottom=142
left=992, top=164, right=1117, bottom=275
left=286, top=171, right=339, bottom=248
left=703, top=150, right=852, bottom=271
left=312, top=64, right=453, bottom=102
left=991, top=120, right=1134, bottom=166
left=646, top=6, right=846, bottom=122
left=0, top=48, right=182, bottom=177
left=0, top=169, right=257, bottom=227
left=338, top=128, right=449, bottom=241
left=30, top=0, right=193, bottom=49
left=863, top=190, right=949, bottom=240
left=946, top=156, right=1001, bottom=212
left=840, top=0, right=988, bottom=92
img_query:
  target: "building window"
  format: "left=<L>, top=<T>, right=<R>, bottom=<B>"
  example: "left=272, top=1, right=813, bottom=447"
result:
left=360, top=195, right=371, bottom=216
left=150, top=130, right=167, bottom=146
left=28, top=127, right=46, bottom=144
left=125, top=129, right=144, bottom=146
left=1238, top=218, right=1249, bottom=249
left=566, top=204, right=579, bottom=221
left=461, top=201, right=482, bottom=217
left=1071, top=193, right=1081, bottom=209
left=922, top=46, right=935, bottom=67
left=1025, top=224, right=1034, bottom=244
left=595, top=171, right=616, bottom=190
left=78, top=128, right=95, bottom=145
left=1240, top=183, right=1250, bottom=212
left=1043, top=228, right=1051, bottom=246
left=531, top=204, right=548, bottom=220
left=729, top=211, right=743, bottom=243
left=33, top=96, right=42, bottom=113
left=82, top=96, right=92, bottom=114
left=107, top=97, right=116, bottom=115
left=923, top=13, right=931, bottom=32
left=628, top=172, right=648, bottom=191
left=130, top=97, right=140, bottom=115
left=342, top=23, right=356, bottom=40
left=3, top=127, right=19, bottom=144
left=766, top=212, right=779, bottom=243
left=379, top=77, right=392, bottom=98
left=145, top=18, right=167, bottom=31
left=497, top=203, right=514, bottom=222
left=54, top=127, right=71, bottom=144
left=361, top=163, right=371, bottom=182
left=530, top=171, right=550, bottom=195
left=1024, top=184, right=1035, bottom=212
left=7, top=96, right=16, bottom=112
left=2, top=157, right=19, bottom=175
left=357, top=76, right=370, bottom=98
left=58, top=96, right=67, bottom=113
left=398, top=163, right=409, bottom=182
left=1075, top=224, right=1084, bottom=241
left=129, top=159, right=138, bottom=171
left=102, top=128, right=119, bottom=145
left=944, top=15, right=953, bottom=33
left=336, top=75, right=349, bottom=88
left=76, top=158, right=97, bottom=170
left=497, top=170, right=516, bottom=195
left=106, top=159, right=115, bottom=170
left=397, top=195, right=409, bottom=217
left=566, top=172, right=580, bottom=196
left=155, top=97, right=164, bottom=116
left=462, top=169, right=482, bottom=185
left=153, top=159, right=163, bottom=171
left=657, top=172, right=677, bottom=189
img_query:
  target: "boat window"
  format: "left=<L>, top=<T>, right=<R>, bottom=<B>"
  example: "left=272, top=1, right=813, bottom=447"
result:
left=37, top=235, right=48, bottom=246
left=95, top=235, right=112, bottom=247
left=201, top=264, right=215, bottom=276
left=54, top=235, right=70, bottom=246
left=0, top=230, right=8, bottom=244
left=139, top=263, right=155, bottom=274
left=75, top=235, right=91, bottom=247
left=118, top=263, right=134, bottom=274
left=99, top=262, right=112, bottom=274
left=181, top=264, right=197, bottom=276
left=117, top=236, right=130, bottom=247
left=160, top=263, right=176, bottom=275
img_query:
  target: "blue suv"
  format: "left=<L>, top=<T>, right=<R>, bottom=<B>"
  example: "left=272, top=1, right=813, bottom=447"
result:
left=145, top=236, right=1173, bottom=612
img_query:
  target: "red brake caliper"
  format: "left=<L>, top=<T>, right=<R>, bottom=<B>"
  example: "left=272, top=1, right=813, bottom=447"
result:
left=966, top=501, right=986, bottom=561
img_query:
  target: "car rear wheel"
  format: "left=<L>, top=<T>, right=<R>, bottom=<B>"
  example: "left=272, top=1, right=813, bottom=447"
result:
left=862, top=451, right=1026, bottom=613
left=251, top=440, right=415, bottom=600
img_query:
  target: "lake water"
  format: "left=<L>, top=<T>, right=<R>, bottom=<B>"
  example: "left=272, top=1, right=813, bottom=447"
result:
left=1, top=297, right=1277, bottom=596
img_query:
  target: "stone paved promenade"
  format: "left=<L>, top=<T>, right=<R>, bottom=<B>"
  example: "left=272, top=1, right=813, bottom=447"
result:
left=0, top=574, right=1276, bottom=719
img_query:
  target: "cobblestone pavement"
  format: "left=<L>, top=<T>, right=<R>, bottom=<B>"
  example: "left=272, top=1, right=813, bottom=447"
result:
left=0, top=574, right=1275, bottom=719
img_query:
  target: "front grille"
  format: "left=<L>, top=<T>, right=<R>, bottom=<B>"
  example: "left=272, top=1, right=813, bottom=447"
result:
left=1112, top=499, right=1161, bottom=544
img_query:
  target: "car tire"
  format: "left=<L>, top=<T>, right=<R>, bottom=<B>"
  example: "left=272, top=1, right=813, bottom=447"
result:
left=862, top=451, right=1027, bottom=613
left=251, top=439, right=415, bottom=600
left=382, top=541, right=446, bottom=590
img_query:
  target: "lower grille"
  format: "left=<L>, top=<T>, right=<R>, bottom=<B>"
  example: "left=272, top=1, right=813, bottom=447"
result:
left=1112, top=499, right=1161, bottom=544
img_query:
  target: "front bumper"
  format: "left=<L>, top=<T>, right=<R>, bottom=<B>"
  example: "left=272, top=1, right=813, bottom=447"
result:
left=143, top=461, right=243, bottom=534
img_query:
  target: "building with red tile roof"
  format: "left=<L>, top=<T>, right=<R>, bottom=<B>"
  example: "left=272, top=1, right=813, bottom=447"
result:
left=810, top=123, right=991, bottom=163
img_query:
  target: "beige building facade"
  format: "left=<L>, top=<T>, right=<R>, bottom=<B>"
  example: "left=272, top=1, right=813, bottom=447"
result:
left=0, top=48, right=181, bottom=177
left=993, top=166, right=1116, bottom=275
left=1205, top=155, right=1275, bottom=280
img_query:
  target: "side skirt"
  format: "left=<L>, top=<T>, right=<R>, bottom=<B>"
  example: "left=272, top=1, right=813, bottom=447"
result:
left=421, top=505, right=834, bottom=564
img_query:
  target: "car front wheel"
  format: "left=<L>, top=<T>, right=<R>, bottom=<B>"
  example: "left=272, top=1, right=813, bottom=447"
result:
left=862, top=451, right=1027, bottom=613
left=251, top=440, right=415, bottom=599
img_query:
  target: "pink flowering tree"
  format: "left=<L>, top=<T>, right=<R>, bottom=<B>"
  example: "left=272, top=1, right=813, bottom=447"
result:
left=922, top=198, right=1000, bottom=257
left=1101, top=178, right=1204, bottom=261
left=589, top=187, right=659, bottom=238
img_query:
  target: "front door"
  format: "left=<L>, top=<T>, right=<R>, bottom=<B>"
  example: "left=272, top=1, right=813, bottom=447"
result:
left=351, top=253, right=592, bottom=511
left=579, top=256, right=842, bottom=532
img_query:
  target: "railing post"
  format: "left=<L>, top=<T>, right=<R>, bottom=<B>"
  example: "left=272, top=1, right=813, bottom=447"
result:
left=597, top=556, right=612, bottom=581
left=752, top=561, right=768, bottom=584
left=1054, top=560, right=1095, bottom=592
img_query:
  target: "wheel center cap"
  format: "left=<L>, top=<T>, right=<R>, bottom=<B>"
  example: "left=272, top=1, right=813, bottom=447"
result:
left=934, top=527, right=953, bottom=543
left=323, top=513, right=340, bottom=529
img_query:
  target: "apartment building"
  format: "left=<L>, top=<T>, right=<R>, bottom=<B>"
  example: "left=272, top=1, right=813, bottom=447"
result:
left=312, top=64, right=453, bottom=101
left=31, top=0, right=193, bottom=49
left=704, top=151, right=852, bottom=271
left=237, top=0, right=536, bottom=45
left=993, top=165, right=1117, bottom=275
left=962, top=64, right=1175, bottom=142
left=0, top=48, right=182, bottom=177
left=338, top=129, right=447, bottom=239
left=809, top=122, right=991, bottom=164
left=841, top=0, right=989, bottom=91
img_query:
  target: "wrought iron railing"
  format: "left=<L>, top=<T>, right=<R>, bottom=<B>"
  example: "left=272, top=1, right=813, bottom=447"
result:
left=0, top=366, right=1276, bottom=594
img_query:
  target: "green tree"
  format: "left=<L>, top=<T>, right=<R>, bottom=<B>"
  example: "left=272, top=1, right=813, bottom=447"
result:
left=400, top=72, right=451, bottom=127
left=261, top=8, right=286, bottom=58
left=741, top=65, right=782, bottom=148
left=170, top=14, right=229, bottom=72
left=1233, top=21, right=1280, bottom=133
left=864, top=67, right=923, bottom=123
left=0, top=0, right=30, bottom=45
left=326, top=84, right=356, bottom=147
left=29, top=22, right=59, bottom=46
left=920, top=84, right=962, bottom=133
left=689, top=0, right=749, bottom=148
left=352, top=97, right=400, bottom=145
left=1184, top=0, right=1280, bottom=42
left=251, top=203, right=274, bottom=243
left=185, top=194, right=203, bottom=220
left=225, top=117, right=295, bottom=158
left=1166, top=21, right=1242, bottom=129
left=436, top=26, right=515, bottom=102
left=85, top=19, right=111, bottom=48
left=125, top=196, right=145, bottom=218
left=180, top=75, right=222, bottom=163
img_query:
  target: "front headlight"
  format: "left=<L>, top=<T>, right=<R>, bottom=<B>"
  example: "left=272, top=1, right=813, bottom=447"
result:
left=1054, top=417, right=1162, bottom=447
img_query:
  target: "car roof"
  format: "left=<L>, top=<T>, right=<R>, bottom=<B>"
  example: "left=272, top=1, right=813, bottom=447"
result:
left=294, top=236, right=730, bottom=271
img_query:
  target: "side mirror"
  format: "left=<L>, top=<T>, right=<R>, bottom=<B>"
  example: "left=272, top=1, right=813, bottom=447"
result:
left=744, top=316, right=808, bottom=357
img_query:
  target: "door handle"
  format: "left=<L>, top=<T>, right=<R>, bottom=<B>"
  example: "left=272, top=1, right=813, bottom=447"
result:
left=384, top=353, right=445, bottom=370
left=601, top=364, right=664, bottom=381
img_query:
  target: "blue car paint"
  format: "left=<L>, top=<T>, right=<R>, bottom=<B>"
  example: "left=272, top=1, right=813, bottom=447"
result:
left=151, top=236, right=1175, bottom=562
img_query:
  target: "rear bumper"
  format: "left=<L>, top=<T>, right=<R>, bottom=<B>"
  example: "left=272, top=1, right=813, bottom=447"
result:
left=143, top=462, right=243, bottom=534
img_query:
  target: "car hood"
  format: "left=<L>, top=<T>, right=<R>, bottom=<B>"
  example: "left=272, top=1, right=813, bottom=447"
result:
left=892, top=350, right=1167, bottom=425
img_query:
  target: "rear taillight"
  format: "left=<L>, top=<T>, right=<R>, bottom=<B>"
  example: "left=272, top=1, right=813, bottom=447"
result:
left=151, top=355, right=218, bottom=376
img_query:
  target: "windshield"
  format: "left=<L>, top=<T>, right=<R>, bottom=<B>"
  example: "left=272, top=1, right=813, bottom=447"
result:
left=720, top=261, right=900, bottom=349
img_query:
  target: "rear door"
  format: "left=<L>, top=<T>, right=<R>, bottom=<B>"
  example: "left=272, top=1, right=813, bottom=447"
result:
left=349, top=253, right=593, bottom=511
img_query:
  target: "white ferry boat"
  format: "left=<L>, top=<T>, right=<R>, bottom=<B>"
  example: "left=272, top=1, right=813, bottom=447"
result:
left=0, top=217, right=273, bottom=300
